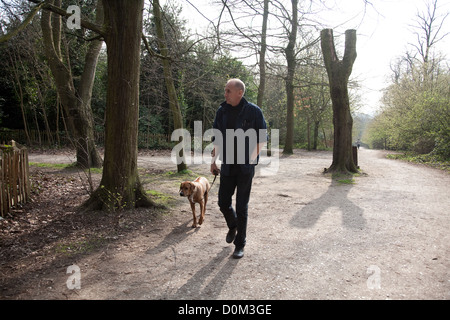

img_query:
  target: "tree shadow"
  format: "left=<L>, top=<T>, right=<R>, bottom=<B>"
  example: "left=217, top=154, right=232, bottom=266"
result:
left=145, top=219, right=200, bottom=256
left=143, top=220, right=238, bottom=300
left=290, top=180, right=366, bottom=230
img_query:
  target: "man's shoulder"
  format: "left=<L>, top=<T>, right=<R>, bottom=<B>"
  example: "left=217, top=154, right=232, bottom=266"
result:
left=216, top=99, right=262, bottom=114
left=242, top=100, right=264, bottom=118
left=217, top=100, right=230, bottom=111
left=242, top=98, right=261, bottom=111
left=215, top=105, right=226, bottom=119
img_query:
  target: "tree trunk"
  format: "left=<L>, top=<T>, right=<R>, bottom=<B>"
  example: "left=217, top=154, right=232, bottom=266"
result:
left=153, top=0, right=187, bottom=172
left=8, top=51, right=31, bottom=146
left=75, top=0, right=104, bottom=168
left=83, top=0, right=154, bottom=211
left=283, top=0, right=298, bottom=155
left=306, top=114, right=311, bottom=151
left=33, top=107, right=42, bottom=147
left=320, top=29, right=358, bottom=174
left=313, top=120, right=320, bottom=150
left=40, top=0, right=102, bottom=168
left=257, top=0, right=269, bottom=108
left=56, top=97, right=61, bottom=146
left=322, top=127, right=328, bottom=148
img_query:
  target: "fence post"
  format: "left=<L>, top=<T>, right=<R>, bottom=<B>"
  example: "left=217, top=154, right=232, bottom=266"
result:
left=0, top=149, right=4, bottom=217
left=0, top=140, right=30, bottom=217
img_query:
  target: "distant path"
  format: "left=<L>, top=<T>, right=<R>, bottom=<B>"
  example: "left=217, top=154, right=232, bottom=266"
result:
left=28, top=148, right=450, bottom=299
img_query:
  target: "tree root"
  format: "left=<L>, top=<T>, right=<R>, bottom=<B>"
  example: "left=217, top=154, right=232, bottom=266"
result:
left=323, top=163, right=359, bottom=175
left=79, top=183, right=161, bottom=213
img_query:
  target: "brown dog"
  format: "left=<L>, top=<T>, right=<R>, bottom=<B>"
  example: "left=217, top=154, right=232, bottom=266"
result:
left=179, top=177, right=210, bottom=228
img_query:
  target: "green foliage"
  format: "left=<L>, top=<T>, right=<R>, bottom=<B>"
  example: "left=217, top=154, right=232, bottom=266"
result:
left=366, top=61, right=449, bottom=159
left=386, top=152, right=450, bottom=171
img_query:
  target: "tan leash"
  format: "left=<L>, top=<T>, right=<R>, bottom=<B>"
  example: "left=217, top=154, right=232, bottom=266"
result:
left=209, top=171, right=219, bottom=191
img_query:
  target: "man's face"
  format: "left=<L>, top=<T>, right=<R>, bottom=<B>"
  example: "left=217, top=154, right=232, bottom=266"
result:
left=224, top=82, right=243, bottom=107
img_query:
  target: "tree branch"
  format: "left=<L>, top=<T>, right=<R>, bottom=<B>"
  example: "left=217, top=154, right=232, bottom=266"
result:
left=0, top=1, right=45, bottom=43
left=142, top=34, right=171, bottom=60
left=27, top=0, right=106, bottom=37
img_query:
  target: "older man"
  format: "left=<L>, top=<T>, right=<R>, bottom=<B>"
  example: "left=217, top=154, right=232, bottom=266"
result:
left=211, top=79, right=267, bottom=259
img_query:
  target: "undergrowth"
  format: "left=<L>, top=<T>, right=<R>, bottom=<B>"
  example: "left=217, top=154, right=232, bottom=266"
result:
left=386, top=152, right=450, bottom=171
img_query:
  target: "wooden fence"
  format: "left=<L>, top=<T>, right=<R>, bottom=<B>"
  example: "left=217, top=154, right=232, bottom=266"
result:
left=0, top=141, right=30, bottom=217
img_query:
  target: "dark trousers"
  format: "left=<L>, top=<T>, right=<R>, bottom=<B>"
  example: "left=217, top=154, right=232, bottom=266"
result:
left=218, top=165, right=255, bottom=248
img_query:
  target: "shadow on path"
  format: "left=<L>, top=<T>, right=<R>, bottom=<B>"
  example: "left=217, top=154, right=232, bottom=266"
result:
left=170, top=246, right=238, bottom=299
left=290, top=181, right=366, bottom=230
left=145, top=219, right=200, bottom=255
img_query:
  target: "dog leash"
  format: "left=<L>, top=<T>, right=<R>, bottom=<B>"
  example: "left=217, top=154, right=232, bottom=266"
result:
left=209, top=171, right=219, bottom=191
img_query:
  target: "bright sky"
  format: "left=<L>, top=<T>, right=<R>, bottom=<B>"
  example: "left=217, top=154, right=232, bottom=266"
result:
left=177, top=0, right=449, bottom=116
left=323, top=0, right=450, bottom=115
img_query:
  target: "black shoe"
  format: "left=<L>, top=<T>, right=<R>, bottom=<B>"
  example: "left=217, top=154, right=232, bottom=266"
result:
left=233, top=247, right=244, bottom=259
left=226, top=227, right=237, bottom=244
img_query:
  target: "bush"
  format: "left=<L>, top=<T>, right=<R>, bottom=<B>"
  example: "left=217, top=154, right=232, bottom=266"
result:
left=432, top=136, right=450, bottom=160
left=413, top=137, right=435, bottom=154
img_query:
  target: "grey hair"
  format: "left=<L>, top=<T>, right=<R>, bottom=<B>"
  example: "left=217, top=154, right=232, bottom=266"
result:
left=227, top=78, right=246, bottom=95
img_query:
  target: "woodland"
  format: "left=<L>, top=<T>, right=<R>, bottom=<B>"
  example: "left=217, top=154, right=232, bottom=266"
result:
left=0, top=0, right=449, bottom=210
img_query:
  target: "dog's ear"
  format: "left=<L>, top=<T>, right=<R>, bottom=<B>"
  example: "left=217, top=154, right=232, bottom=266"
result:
left=190, top=182, right=196, bottom=193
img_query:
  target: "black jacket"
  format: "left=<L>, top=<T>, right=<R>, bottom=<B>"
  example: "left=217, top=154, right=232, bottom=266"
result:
left=212, top=97, right=267, bottom=175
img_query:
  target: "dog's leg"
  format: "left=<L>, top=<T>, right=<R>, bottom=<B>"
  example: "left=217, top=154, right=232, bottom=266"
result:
left=198, top=201, right=204, bottom=225
left=199, top=192, right=208, bottom=225
left=190, top=202, right=197, bottom=228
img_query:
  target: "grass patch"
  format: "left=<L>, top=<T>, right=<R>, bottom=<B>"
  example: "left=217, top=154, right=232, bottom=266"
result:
left=86, top=167, right=102, bottom=174
left=146, top=189, right=176, bottom=206
left=141, top=168, right=201, bottom=189
left=336, top=178, right=355, bottom=185
left=30, top=162, right=74, bottom=169
left=386, top=152, right=450, bottom=171
left=55, top=237, right=106, bottom=256
left=327, top=172, right=357, bottom=185
left=30, top=162, right=103, bottom=174
left=164, top=169, right=198, bottom=179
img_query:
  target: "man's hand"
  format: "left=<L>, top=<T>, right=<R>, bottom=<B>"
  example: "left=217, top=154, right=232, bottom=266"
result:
left=211, top=163, right=220, bottom=175
left=211, top=146, right=220, bottom=175
left=250, top=141, right=266, bottom=164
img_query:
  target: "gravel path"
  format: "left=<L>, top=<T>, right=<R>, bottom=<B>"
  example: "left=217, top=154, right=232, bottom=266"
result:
left=20, top=148, right=450, bottom=299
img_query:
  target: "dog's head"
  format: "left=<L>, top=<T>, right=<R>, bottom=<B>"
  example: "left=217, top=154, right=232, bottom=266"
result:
left=179, top=181, right=195, bottom=197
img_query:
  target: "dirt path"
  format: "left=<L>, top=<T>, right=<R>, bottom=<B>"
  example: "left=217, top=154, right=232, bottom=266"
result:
left=2, top=148, right=449, bottom=299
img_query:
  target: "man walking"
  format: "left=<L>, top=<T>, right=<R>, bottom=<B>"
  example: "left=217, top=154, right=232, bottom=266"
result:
left=211, top=79, right=267, bottom=259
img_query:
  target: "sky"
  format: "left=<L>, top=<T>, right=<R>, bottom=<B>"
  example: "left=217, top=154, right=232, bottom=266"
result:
left=177, top=0, right=449, bottom=116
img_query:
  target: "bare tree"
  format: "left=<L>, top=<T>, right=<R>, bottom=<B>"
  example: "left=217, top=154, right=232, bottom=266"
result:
left=409, top=0, right=449, bottom=80
left=39, top=0, right=103, bottom=168
left=257, top=0, right=270, bottom=108
left=150, top=0, right=186, bottom=172
left=283, top=0, right=298, bottom=154
left=321, top=29, right=358, bottom=174
left=410, top=0, right=449, bottom=64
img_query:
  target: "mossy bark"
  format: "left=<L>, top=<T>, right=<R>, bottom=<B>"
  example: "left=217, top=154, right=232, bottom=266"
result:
left=82, top=0, right=155, bottom=211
